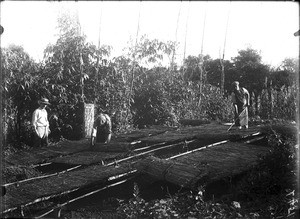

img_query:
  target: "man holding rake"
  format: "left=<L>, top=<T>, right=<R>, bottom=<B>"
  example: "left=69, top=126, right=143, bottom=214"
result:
left=231, top=81, right=250, bottom=130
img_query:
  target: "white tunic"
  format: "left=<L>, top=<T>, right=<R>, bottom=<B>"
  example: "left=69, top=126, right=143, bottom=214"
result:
left=32, top=108, right=50, bottom=138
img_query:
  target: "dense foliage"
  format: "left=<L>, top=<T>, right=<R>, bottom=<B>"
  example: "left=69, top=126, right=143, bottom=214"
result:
left=1, top=12, right=298, bottom=149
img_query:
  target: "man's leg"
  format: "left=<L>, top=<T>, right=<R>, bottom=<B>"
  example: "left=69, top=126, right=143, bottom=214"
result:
left=33, top=134, right=42, bottom=147
left=96, top=131, right=106, bottom=143
left=237, top=105, right=244, bottom=129
left=42, top=136, right=49, bottom=147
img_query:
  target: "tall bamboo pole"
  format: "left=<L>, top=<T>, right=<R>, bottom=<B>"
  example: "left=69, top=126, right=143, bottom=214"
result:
left=94, top=2, right=103, bottom=105
left=171, top=3, right=182, bottom=70
left=220, top=3, right=231, bottom=95
left=76, top=3, right=86, bottom=138
left=183, top=1, right=190, bottom=64
left=98, top=2, right=103, bottom=50
left=76, top=4, right=84, bottom=103
left=126, top=1, right=142, bottom=120
left=197, top=3, right=207, bottom=107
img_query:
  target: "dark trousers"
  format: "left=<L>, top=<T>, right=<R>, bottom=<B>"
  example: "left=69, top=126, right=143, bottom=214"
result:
left=33, top=134, right=48, bottom=147
left=96, top=132, right=109, bottom=143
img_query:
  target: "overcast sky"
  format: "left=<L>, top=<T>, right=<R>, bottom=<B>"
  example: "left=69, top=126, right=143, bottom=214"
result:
left=1, top=1, right=299, bottom=67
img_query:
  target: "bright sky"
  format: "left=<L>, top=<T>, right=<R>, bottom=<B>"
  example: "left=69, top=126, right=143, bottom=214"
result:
left=1, top=1, right=299, bottom=67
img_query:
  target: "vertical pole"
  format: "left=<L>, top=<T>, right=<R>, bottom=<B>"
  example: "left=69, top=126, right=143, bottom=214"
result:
left=183, top=1, right=190, bottom=64
left=171, top=3, right=182, bottom=70
left=220, top=2, right=231, bottom=95
left=198, top=3, right=207, bottom=107
left=98, top=1, right=103, bottom=49
left=76, top=3, right=84, bottom=103
left=95, top=1, right=103, bottom=105
left=126, top=1, right=142, bottom=120
left=76, top=3, right=85, bottom=138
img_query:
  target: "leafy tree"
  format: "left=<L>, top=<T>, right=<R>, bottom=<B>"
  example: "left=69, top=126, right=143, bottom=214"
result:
left=41, top=11, right=117, bottom=139
left=182, top=55, right=207, bottom=82
left=1, top=45, right=38, bottom=146
left=42, top=12, right=88, bottom=139
left=270, top=58, right=298, bottom=91
left=125, top=35, right=177, bottom=68
left=205, top=58, right=237, bottom=95
left=232, top=47, right=270, bottom=114
left=122, top=36, right=178, bottom=125
left=42, top=11, right=132, bottom=137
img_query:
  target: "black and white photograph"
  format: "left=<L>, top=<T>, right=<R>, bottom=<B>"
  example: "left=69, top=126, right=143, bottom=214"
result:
left=0, top=1, right=299, bottom=218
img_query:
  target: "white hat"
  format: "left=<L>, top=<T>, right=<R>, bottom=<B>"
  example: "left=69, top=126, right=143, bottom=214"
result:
left=38, top=98, right=51, bottom=105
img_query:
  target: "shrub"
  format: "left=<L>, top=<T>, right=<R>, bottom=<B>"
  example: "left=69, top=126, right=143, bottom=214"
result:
left=201, top=84, right=234, bottom=122
left=234, top=124, right=298, bottom=218
left=117, top=183, right=256, bottom=218
left=2, top=165, right=41, bottom=184
left=260, top=86, right=297, bottom=121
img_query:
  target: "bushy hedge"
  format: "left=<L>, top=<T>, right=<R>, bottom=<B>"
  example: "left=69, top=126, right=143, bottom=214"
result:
left=132, top=67, right=234, bottom=128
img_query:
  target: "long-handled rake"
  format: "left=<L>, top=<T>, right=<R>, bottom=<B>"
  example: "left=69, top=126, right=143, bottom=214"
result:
left=227, top=108, right=247, bottom=132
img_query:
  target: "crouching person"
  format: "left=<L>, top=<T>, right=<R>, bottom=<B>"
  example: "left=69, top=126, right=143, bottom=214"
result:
left=91, top=112, right=112, bottom=146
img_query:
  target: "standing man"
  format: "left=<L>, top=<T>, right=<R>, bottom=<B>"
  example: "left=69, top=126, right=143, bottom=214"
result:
left=231, top=81, right=250, bottom=129
left=91, top=112, right=112, bottom=146
left=32, top=98, right=51, bottom=147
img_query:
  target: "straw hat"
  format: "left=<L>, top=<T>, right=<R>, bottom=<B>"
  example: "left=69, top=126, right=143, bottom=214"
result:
left=232, top=81, right=239, bottom=86
left=38, top=98, right=51, bottom=105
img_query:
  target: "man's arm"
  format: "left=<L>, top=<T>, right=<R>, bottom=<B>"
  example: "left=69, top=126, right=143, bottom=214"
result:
left=105, top=116, right=112, bottom=143
left=45, top=111, right=50, bottom=133
left=91, top=118, right=98, bottom=137
left=244, top=88, right=250, bottom=106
